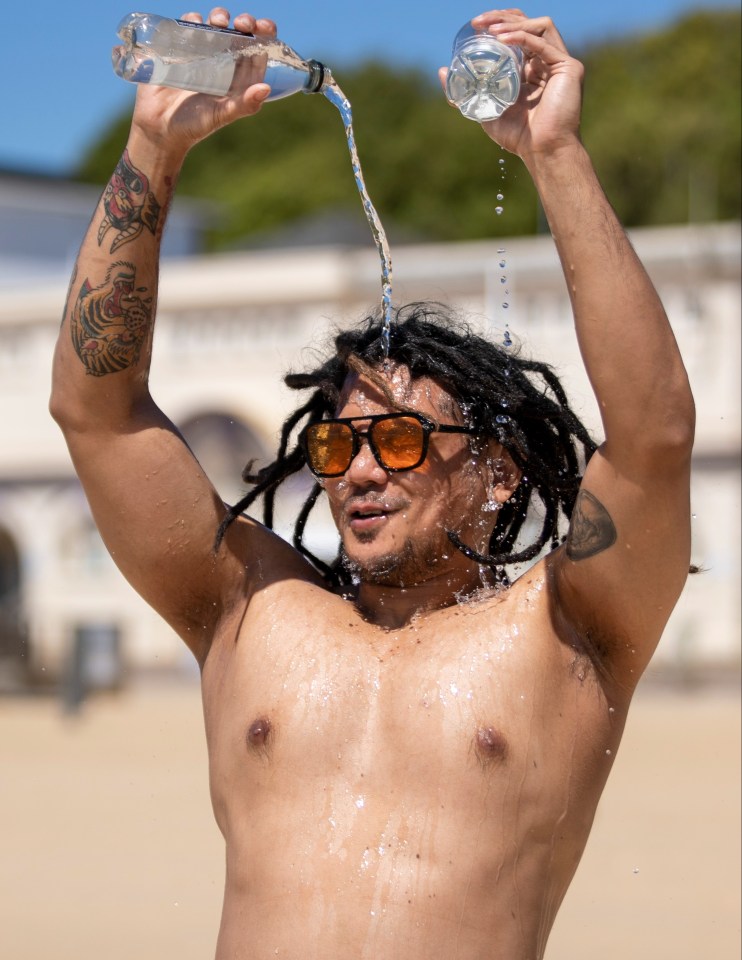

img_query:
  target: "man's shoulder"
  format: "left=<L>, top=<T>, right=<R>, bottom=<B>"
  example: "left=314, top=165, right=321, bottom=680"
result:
left=499, top=561, right=551, bottom=610
left=435, top=561, right=553, bottom=629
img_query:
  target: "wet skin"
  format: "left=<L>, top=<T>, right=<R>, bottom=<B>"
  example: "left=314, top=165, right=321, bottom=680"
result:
left=200, top=371, right=628, bottom=960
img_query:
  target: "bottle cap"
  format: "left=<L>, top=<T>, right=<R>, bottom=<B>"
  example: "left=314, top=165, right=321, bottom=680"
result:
left=306, top=60, right=326, bottom=94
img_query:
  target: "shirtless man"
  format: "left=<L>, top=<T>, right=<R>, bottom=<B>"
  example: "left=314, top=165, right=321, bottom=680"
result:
left=50, top=8, right=695, bottom=959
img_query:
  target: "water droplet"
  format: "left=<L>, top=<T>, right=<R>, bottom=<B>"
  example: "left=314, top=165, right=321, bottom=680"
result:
left=633, top=867, right=640, bottom=875
left=497, top=193, right=504, bottom=201
left=499, top=260, right=506, bottom=268
left=502, top=302, right=509, bottom=309
left=500, top=276, right=507, bottom=284
left=499, top=158, right=506, bottom=165
left=609, top=706, right=615, bottom=714
left=495, top=206, right=504, bottom=215
left=497, top=247, right=506, bottom=253
left=605, top=749, right=612, bottom=756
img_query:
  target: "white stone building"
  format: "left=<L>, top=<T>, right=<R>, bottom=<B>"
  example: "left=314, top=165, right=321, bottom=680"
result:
left=0, top=171, right=738, bottom=686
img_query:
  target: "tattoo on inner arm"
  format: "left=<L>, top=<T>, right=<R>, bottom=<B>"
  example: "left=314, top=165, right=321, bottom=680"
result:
left=566, top=489, right=617, bottom=561
left=70, top=262, right=152, bottom=377
left=98, top=150, right=161, bottom=253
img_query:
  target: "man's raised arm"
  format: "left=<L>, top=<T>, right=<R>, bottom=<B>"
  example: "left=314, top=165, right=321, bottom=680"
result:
left=459, top=11, right=695, bottom=689
left=50, top=10, right=279, bottom=663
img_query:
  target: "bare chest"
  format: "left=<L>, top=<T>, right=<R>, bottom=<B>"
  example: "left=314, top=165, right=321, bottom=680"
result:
left=200, top=583, right=622, bottom=958
left=202, top=584, right=614, bottom=815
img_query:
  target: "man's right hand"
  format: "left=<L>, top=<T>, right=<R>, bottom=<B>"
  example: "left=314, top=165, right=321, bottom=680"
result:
left=130, top=8, right=277, bottom=158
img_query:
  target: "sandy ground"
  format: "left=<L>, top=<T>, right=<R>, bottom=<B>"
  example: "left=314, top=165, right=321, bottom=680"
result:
left=1, top=677, right=739, bottom=960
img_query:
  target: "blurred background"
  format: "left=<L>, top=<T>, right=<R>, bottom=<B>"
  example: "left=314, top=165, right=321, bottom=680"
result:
left=0, top=1, right=739, bottom=958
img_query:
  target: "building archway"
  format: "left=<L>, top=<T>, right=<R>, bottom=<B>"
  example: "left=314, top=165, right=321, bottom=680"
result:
left=177, top=410, right=338, bottom=561
left=0, top=527, right=25, bottom=662
left=178, top=411, right=269, bottom=507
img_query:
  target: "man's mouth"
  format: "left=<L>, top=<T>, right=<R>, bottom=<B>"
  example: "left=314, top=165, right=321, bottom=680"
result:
left=345, top=499, right=404, bottom=532
left=348, top=505, right=390, bottom=531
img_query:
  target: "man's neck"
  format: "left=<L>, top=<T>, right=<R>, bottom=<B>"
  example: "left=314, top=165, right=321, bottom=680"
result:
left=353, top=565, right=499, bottom=629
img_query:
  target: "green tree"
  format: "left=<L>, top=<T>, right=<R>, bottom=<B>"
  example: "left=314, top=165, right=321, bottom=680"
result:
left=581, top=9, right=741, bottom=225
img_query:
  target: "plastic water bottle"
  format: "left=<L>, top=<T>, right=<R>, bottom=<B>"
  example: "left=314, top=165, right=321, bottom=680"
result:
left=445, top=22, right=523, bottom=122
left=112, top=13, right=326, bottom=100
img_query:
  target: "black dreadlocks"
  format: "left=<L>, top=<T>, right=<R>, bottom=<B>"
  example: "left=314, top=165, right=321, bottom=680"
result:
left=215, top=302, right=598, bottom=586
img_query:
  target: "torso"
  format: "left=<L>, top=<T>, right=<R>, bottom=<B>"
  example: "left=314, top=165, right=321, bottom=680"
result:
left=201, top=561, right=629, bottom=960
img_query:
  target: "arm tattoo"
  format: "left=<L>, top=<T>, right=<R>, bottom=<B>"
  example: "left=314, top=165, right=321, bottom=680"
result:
left=70, top=262, right=152, bottom=376
left=98, top=150, right=161, bottom=253
left=565, top=489, right=617, bottom=561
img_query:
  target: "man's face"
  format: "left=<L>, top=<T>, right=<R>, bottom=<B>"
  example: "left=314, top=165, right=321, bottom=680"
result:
left=323, top=365, right=515, bottom=589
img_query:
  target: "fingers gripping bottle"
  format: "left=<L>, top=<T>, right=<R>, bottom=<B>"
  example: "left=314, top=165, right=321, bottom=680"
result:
left=445, top=21, right=523, bottom=122
left=112, top=12, right=326, bottom=99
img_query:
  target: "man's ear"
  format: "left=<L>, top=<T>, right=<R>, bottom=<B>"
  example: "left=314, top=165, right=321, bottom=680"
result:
left=488, top=444, right=522, bottom=505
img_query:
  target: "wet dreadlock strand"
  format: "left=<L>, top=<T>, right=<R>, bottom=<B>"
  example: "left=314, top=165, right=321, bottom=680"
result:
left=291, top=482, right=338, bottom=584
left=259, top=396, right=322, bottom=530
left=213, top=396, right=318, bottom=550
left=214, top=302, right=598, bottom=585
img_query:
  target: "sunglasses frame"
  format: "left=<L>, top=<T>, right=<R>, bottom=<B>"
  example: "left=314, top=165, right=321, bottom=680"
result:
left=300, top=412, right=478, bottom=479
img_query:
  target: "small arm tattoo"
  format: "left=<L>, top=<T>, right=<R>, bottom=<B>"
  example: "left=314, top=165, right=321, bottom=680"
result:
left=98, top=150, right=161, bottom=253
left=566, top=489, right=617, bottom=561
left=70, top=262, right=152, bottom=376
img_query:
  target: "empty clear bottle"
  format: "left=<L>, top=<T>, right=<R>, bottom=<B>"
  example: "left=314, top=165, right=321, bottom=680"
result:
left=112, top=12, right=326, bottom=100
left=446, top=22, right=523, bottom=122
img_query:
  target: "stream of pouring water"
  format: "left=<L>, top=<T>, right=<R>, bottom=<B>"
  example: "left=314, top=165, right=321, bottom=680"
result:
left=322, top=75, right=394, bottom=358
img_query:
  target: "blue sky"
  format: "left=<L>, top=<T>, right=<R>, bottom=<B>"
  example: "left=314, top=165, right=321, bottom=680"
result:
left=2, top=0, right=734, bottom=175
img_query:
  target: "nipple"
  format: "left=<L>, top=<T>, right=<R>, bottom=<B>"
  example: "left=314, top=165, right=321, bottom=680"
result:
left=474, top=726, right=508, bottom=766
left=246, top=716, right=272, bottom=754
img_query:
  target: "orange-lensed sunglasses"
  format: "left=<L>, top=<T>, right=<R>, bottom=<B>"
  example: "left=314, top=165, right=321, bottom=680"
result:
left=301, top=412, right=477, bottom=478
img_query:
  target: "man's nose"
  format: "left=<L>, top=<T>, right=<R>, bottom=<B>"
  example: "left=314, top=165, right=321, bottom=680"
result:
left=345, top=436, right=388, bottom=484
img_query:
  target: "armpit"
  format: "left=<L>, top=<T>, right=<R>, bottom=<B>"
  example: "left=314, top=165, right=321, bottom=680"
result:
left=545, top=553, right=625, bottom=687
